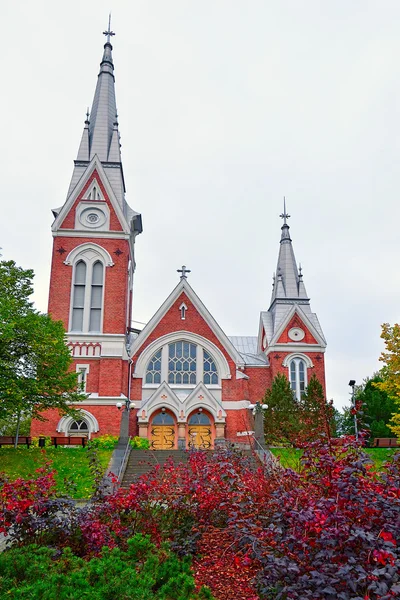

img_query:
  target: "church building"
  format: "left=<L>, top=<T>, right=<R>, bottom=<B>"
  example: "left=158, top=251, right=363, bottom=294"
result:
left=31, top=30, right=327, bottom=449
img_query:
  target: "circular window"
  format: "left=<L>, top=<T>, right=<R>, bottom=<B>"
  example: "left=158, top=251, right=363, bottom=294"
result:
left=288, top=327, right=305, bottom=341
left=79, top=207, right=106, bottom=229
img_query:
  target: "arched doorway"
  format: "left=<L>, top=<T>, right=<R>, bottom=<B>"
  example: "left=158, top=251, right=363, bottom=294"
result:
left=150, top=411, right=176, bottom=450
left=188, top=411, right=212, bottom=449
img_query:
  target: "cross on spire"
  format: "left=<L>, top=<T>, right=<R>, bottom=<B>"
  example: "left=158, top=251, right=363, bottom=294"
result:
left=177, top=265, right=191, bottom=280
left=280, top=196, right=290, bottom=225
left=103, top=13, right=115, bottom=44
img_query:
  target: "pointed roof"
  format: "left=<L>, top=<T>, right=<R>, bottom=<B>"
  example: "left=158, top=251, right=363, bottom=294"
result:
left=270, top=199, right=308, bottom=304
left=58, top=24, right=142, bottom=235
left=130, top=278, right=244, bottom=367
left=260, top=201, right=326, bottom=350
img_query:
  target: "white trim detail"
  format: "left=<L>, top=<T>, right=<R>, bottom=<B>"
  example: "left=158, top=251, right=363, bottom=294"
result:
left=56, top=409, right=99, bottom=434
left=129, top=279, right=244, bottom=367
left=134, top=331, right=232, bottom=380
left=64, top=243, right=114, bottom=267
left=282, top=353, right=314, bottom=368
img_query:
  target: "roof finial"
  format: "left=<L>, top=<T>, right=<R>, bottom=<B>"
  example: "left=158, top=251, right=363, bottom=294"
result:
left=298, top=263, right=303, bottom=280
left=85, top=107, right=90, bottom=124
left=103, top=13, right=115, bottom=44
left=279, top=196, right=290, bottom=225
left=177, top=265, right=191, bottom=280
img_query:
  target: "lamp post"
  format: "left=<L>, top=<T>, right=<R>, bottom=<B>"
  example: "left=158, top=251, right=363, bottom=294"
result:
left=248, top=401, right=268, bottom=449
left=348, top=379, right=358, bottom=441
left=116, top=399, right=134, bottom=441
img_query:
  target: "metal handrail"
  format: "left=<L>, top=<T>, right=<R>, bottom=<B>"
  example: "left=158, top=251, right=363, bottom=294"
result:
left=117, top=437, right=132, bottom=483
left=250, top=435, right=280, bottom=470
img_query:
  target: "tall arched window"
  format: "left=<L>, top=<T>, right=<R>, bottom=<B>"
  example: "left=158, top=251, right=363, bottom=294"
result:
left=89, top=261, right=103, bottom=332
left=72, top=261, right=87, bottom=331
left=68, top=247, right=109, bottom=333
left=290, top=357, right=307, bottom=400
left=144, top=340, right=220, bottom=387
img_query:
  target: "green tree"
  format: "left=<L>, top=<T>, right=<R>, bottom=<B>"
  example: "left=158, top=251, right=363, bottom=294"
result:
left=0, top=260, right=85, bottom=440
left=374, top=323, right=400, bottom=439
left=299, top=373, right=334, bottom=442
left=357, top=374, right=398, bottom=441
left=263, top=373, right=301, bottom=446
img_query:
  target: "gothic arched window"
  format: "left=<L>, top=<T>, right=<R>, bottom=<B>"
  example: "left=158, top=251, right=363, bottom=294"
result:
left=289, top=357, right=307, bottom=400
left=72, top=260, right=87, bottom=331
left=146, top=349, right=162, bottom=384
left=68, top=247, right=109, bottom=333
left=144, top=340, right=220, bottom=387
left=89, top=261, right=103, bottom=332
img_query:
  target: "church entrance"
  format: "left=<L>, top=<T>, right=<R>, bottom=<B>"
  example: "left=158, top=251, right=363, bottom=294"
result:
left=150, top=411, right=175, bottom=450
left=188, top=411, right=212, bottom=449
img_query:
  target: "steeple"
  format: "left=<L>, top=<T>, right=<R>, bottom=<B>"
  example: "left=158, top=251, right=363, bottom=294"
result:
left=66, top=18, right=127, bottom=208
left=270, top=199, right=308, bottom=306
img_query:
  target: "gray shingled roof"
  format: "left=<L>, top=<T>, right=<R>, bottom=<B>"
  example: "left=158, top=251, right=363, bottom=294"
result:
left=229, top=336, right=268, bottom=366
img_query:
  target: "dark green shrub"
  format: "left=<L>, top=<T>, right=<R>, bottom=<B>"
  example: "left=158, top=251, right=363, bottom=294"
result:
left=0, top=534, right=214, bottom=599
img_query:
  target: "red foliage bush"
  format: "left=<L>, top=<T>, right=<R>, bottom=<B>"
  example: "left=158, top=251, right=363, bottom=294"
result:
left=1, top=438, right=400, bottom=599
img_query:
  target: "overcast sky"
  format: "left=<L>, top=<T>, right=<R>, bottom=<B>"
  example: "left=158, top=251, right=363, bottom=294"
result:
left=2, top=0, right=400, bottom=409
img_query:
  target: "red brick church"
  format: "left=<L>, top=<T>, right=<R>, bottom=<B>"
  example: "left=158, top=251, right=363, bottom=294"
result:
left=32, top=29, right=327, bottom=449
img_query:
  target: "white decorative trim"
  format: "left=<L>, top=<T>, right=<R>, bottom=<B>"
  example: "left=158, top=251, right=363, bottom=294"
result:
left=222, top=400, right=252, bottom=410
left=129, top=280, right=244, bottom=367
left=56, top=409, right=99, bottom=434
left=281, top=353, right=314, bottom=368
left=269, top=304, right=327, bottom=348
left=266, top=344, right=325, bottom=355
left=134, top=331, right=232, bottom=380
left=52, top=156, right=130, bottom=235
left=138, top=381, right=227, bottom=423
left=64, top=243, right=114, bottom=267
left=54, top=230, right=129, bottom=239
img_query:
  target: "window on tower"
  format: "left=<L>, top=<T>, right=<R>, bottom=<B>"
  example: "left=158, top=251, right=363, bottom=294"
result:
left=68, top=248, right=108, bottom=333
left=72, top=261, right=87, bottom=331
left=289, top=357, right=307, bottom=400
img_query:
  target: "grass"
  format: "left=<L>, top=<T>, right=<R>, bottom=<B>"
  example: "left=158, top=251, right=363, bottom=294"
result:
left=0, top=447, right=113, bottom=499
left=269, top=446, right=398, bottom=471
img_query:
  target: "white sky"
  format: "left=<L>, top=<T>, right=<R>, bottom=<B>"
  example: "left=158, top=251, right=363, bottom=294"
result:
left=2, top=0, right=400, bottom=410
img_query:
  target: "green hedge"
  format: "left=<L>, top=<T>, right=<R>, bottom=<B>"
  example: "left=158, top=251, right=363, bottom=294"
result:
left=0, top=534, right=214, bottom=600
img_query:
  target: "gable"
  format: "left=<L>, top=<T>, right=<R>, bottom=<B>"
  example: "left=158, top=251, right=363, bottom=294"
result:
left=130, top=281, right=244, bottom=370
left=276, top=313, right=318, bottom=345
left=59, top=169, right=123, bottom=232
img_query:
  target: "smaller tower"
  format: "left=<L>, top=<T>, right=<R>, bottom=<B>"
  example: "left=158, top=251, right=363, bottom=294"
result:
left=258, top=201, right=326, bottom=399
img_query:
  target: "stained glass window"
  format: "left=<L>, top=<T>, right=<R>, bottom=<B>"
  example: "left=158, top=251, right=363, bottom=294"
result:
left=146, top=349, right=162, bottom=384
left=203, top=350, right=218, bottom=384
left=289, top=358, right=307, bottom=400
left=168, top=341, right=196, bottom=385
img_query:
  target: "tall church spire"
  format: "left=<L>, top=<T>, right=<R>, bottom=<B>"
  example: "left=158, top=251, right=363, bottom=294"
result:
left=270, top=199, right=308, bottom=305
left=66, top=19, right=126, bottom=207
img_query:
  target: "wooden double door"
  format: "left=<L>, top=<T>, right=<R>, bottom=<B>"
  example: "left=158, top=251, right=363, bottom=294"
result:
left=150, top=411, right=213, bottom=450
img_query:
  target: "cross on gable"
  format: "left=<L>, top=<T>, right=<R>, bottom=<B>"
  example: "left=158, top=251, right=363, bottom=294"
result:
left=177, top=265, right=191, bottom=280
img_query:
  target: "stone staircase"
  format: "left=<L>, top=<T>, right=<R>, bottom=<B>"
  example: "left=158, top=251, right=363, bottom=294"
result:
left=120, top=448, right=260, bottom=488
left=121, top=450, right=191, bottom=488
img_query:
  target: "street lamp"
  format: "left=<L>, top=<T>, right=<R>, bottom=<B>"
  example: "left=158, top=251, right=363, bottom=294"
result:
left=116, top=399, right=134, bottom=412
left=116, top=399, right=134, bottom=441
left=348, top=379, right=358, bottom=441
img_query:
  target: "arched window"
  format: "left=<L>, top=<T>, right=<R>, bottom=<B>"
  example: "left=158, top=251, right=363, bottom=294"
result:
left=203, top=351, right=218, bottom=385
left=289, top=357, right=307, bottom=400
left=188, top=412, right=211, bottom=425
left=152, top=412, right=175, bottom=425
left=68, top=247, right=108, bottom=333
left=72, top=261, right=87, bottom=331
left=143, top=340, right=220, bottom=388
left=146, top=349, right=162, bottom=384
left=168, top=341, right=196, bottom=385
left=69, top=419, right=89, bottom=435
left=89, top=261, right=103, bottom=332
